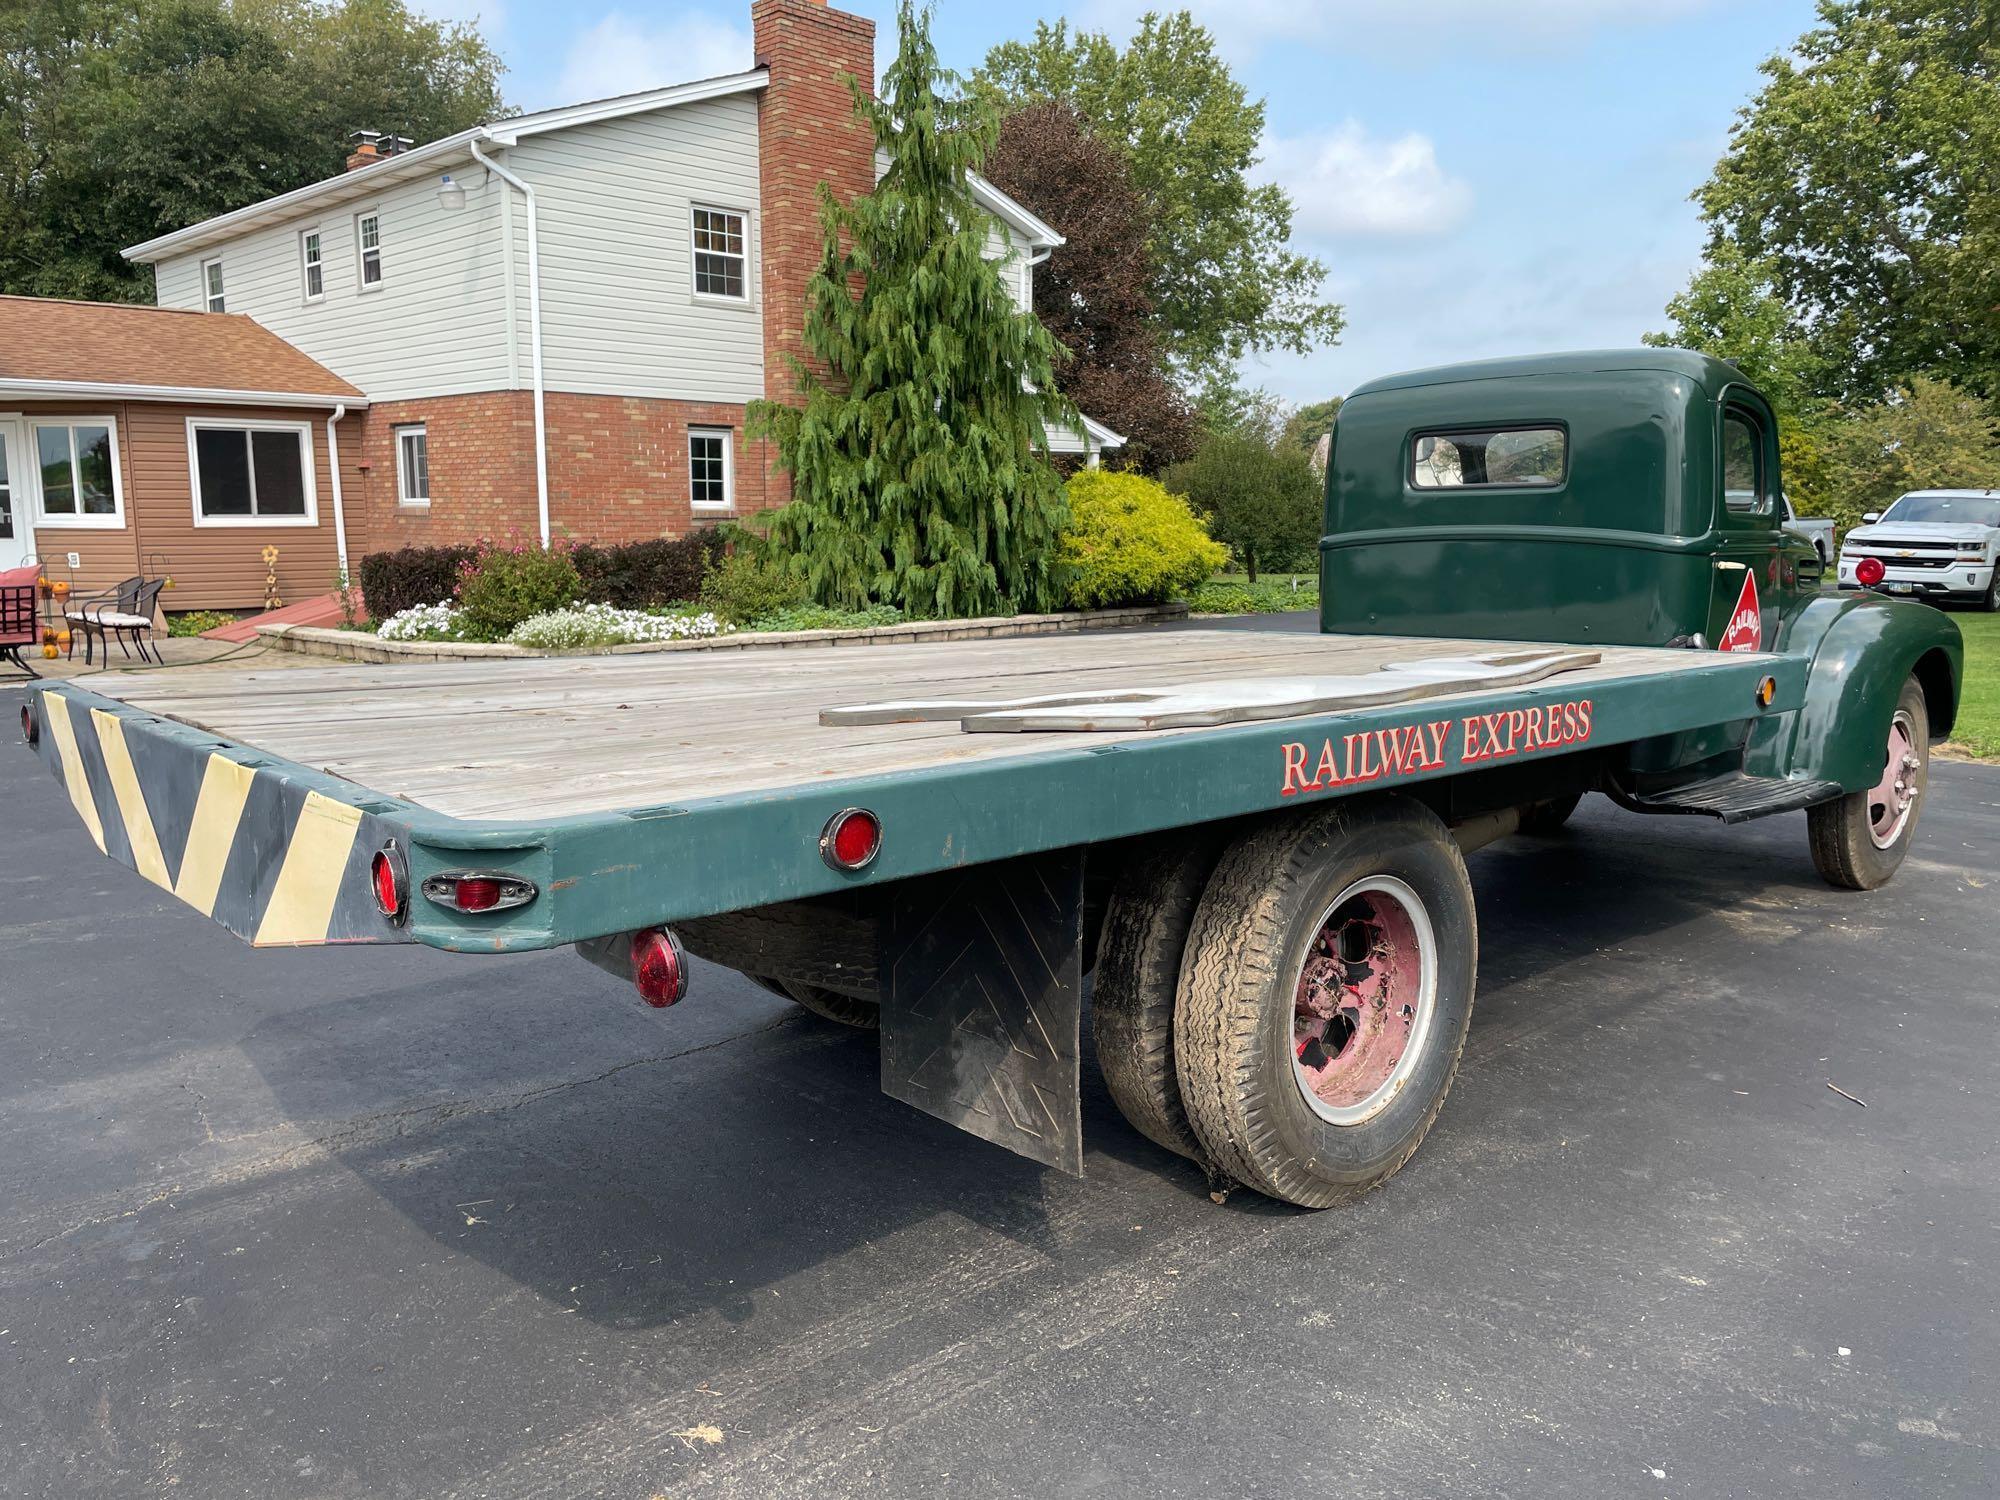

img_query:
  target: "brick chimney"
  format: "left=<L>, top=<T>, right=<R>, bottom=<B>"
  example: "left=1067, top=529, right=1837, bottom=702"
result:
left=753, top=0, right=876, bottom=429
left=346, top=130, right=383, bottom=172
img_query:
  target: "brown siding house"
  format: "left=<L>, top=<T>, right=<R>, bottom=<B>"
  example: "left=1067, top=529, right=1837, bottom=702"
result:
left=0, top=296, right=365, bottom=612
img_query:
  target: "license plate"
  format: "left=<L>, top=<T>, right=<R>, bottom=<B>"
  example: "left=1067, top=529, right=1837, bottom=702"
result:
left=1885, top=582, right=1913, bottom=593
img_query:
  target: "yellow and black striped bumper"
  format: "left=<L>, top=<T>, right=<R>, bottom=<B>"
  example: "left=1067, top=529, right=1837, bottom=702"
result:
left=24, top=685, right=416, bottom=948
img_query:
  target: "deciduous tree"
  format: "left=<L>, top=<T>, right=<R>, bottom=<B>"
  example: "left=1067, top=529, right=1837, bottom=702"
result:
left=1690, top=0, right=2000, bottom=400
left=983, top=100, right=1196, bottom=473
left=0, top=0, right=505, bottom=302
left=1161, top=434, right=1322, bottom=583
left=975, top=15, right=1344, bottom=377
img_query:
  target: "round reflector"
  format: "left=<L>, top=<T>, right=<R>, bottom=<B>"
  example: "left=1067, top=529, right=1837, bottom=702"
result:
left=1855, top=556, right=1886, bottom=587
left=19, top=702, right=36, bottom=747
left=370, top=842, right=407, bottom=924
left=820, top=808, right=881, bottom=871
left=1756, top=675, right=1778, bottom=708
left=630, top=928, right=686, bottom=1007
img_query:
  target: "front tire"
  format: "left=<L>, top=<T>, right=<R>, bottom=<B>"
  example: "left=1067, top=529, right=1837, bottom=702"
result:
left=1175, top=799, right=1478, bottom=1209
left=1807, top=674, right=1930, bottom=891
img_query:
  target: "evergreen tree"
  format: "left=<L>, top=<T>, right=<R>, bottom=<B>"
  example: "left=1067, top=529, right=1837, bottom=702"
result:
left=750, top=2, right=1075, bottom=619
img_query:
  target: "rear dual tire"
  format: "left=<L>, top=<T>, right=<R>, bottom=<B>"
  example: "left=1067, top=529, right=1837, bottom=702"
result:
left=1094, top=801, right=1478, bottom=1209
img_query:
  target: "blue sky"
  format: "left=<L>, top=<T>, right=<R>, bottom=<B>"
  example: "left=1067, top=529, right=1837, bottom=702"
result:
left=434, top=0, right=1817, bottom=405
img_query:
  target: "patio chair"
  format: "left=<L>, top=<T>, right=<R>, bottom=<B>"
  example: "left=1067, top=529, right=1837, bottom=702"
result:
left=65, top=575, right=164, bottom=666
left=0, top=562, right=44, bottom=679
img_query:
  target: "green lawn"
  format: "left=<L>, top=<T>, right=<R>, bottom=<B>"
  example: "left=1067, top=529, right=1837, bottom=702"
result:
left=1947, top=611, right=2000, bottom=759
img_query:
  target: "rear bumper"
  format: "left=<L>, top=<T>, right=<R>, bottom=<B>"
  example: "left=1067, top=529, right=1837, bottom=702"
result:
left=22, top=684, right=425, bottom=948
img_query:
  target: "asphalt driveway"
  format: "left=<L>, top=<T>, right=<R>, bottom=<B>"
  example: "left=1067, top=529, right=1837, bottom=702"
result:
left=2, top=677, right=1995, bottom=1499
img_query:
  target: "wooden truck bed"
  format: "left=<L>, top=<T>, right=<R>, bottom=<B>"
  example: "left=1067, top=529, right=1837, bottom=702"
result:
left=26, top=628, right=1802, bottom=952
left=82, top=629, right=1737, bottom=820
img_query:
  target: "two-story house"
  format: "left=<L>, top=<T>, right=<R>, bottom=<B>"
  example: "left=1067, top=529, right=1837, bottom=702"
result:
left=0, top=0, right=1121, bottom=612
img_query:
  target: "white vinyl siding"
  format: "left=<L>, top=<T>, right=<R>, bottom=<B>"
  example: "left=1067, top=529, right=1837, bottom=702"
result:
left=503, top=94, right=765, bottom=403
left=187, top=417, right=318, bottom=526
left=151, top=169, right=512, bottom=401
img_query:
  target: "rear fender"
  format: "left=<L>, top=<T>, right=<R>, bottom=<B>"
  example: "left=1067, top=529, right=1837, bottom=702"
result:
left=1744, top=593, right=1962, bottom=791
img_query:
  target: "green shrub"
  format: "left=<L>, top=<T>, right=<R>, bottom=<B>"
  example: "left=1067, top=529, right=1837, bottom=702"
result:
left=356, top=545, right=477, bottom=621
left=1190, top=579, right=1319, bottom=615
left=699, top=549, right=807, bottom=625
left=572, top=533, right=724, bottom=608
left=1160, top=435, right=1322, bottom=582
left=454, top=539, right=583, bottom=638
left=750, top=603, right=905, bottom=633
left=1059, top=469, right=1227, bottom=609
left=166, top=609, right=238, bottom=638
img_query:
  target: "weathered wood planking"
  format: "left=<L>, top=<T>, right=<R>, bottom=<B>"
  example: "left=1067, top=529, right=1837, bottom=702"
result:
left=87, top=630, right=1714, bottom=821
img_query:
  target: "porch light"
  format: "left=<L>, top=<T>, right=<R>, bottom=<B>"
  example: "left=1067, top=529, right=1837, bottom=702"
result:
left=436, top=173, right=467, bottom=211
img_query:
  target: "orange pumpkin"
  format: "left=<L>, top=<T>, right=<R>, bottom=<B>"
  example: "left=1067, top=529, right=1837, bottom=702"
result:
left=55, top=630, right=71, bottom=648
left=41, top=644, right=59, bottom=660
left=51, top=579, right=70, bottom=597
left=40, top=628, right=56, bottom=646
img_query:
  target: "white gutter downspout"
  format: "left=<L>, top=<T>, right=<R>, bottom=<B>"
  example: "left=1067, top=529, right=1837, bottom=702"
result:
left=325, top=403, right=350, bottom=576
left=469, top=139, right=551, bottom=546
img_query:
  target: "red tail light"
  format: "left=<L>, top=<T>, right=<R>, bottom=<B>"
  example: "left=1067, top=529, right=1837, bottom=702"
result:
left=420, top=870, right=538, bottom=914
left=1856, top=556, right=1886, bottom=587
left=820, top=808, right=881, bottom=871
left=371, top=841, right=408, bottom=924
left=630, top=928, right=687, bottom=1007
left=19, top=701, right=36, bottom=747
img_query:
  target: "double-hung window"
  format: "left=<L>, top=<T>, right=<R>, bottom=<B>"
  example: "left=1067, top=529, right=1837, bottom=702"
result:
left=301, top=228, right=324, bottom=301
left=357, top=211, right=383, bottom=289
left=396, top=425, right=430, bottom=506
left=691, top=207, right=748, bottom=301
left=188, top=419, right=315, bottom=525
left=34, top=419, right=122, bottom=527
left=202, top=258, right=226, bottom=312
left=688, top=428, right=733, bottom=511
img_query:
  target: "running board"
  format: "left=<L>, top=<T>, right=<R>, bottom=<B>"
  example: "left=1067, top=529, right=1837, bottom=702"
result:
left=1623, top=772, right=1843, bottom=824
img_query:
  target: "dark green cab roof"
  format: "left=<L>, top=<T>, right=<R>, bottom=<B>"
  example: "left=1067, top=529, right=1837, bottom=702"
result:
left=1348, top=348, right=1744, bottom=401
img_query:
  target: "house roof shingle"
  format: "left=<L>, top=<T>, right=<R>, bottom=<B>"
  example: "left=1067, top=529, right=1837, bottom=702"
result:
left=0, top=296, right=364, bottom=405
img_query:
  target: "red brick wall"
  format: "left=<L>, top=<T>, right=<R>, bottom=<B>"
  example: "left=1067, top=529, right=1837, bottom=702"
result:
left=348, top=392, right=777, bottom=549
left=753, top=0, right=878, bottom=506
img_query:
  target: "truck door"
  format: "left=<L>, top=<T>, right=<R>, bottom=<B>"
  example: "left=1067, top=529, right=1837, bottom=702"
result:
left=1706, top=392, right=1804, bottom=651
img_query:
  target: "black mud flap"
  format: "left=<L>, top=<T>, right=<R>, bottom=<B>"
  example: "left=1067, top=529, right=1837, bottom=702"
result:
left=879, top=850, right=1086, bottom=1176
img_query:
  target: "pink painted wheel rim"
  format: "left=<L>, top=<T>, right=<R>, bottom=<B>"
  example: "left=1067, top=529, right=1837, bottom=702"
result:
left=1292, top=876, right=1437, bottom=1127
left=1867, top=709, right=1922, bottom=850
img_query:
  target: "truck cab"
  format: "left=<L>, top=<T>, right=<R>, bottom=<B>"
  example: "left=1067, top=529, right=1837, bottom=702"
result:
left=1321, top=349, right=1824, bottom=653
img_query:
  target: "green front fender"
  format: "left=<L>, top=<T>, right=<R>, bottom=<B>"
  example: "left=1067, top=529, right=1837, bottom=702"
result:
left=1745, top=591, right=1963, bottom=791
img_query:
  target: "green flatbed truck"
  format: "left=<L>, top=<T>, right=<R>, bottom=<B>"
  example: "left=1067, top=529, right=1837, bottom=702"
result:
left=17, top=351, right=1964, bottom=1208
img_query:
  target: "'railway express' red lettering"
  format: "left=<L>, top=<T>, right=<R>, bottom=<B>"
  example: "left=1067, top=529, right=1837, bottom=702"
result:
left=1280, top=698, right=1594, bottom=797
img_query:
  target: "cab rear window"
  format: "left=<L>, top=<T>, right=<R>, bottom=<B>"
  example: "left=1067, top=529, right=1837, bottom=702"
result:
left=1410, top=426, right=1566, bottom=489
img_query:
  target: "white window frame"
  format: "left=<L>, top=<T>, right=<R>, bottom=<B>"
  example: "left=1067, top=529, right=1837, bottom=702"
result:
left=202, top=257, right=226, bottom=313
left=300, top=226, right=325, bottom=303
left=688, top=426, right=734, bottom=512
left=689, top=204, right=751, bottom=306
left=394, top=424, right=430, bottom=508
left=31, top=420, right=125, bottom=532
left=185, top=417, right=319, bottom=528
left=356, top=209, right=384, bottom=292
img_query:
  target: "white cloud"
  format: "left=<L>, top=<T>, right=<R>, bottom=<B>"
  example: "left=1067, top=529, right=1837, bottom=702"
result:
left=550, top=12, right=753, bottom=108
left=1078, top=0, right=1716, bottom=61
left=1261, top=123, right=1470, bottom=241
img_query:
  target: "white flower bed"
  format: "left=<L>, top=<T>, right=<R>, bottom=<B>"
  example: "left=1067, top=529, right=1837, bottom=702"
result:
left=508, top=603, right=730, bottom=650
left=376, top=601, right=466, bottom=641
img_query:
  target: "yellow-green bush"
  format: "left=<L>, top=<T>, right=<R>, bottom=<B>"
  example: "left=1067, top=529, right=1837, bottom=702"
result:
left=1060, top=469, right=1228, bottom=609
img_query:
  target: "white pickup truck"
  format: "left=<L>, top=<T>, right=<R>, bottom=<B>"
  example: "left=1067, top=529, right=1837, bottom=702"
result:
left=1837, top=489, right=2000, bottom=610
